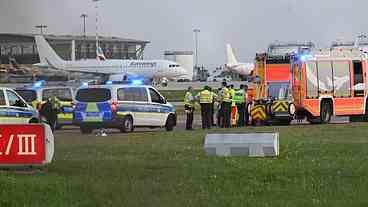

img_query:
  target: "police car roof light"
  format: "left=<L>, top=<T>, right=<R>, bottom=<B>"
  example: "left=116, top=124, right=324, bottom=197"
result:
left=33, top=80, right=45, bottom=88
left=300, top=54, right=313, bottom=62
left=132, top=79, right=143, bottom=85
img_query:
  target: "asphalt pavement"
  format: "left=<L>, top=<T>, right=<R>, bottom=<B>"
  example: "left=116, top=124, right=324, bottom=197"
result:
left=54, top=115, right=351, bottom=137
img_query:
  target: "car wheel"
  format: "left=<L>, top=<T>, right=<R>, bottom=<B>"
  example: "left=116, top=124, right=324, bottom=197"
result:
left=165, top=115, right=175, bottom=131
left=80, top=126, right=93, bottom=134
left=120, top=116, right=134, bottom=133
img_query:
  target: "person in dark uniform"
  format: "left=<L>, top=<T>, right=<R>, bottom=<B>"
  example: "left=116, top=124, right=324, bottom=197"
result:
left=39, top=95, right=61, bottom=132
left=216, top=87, right=223, bottom=127
left=184, top=86, right=195, bottom=130
left=244, top=85, right=250, bottom=126
left=234, top=84, right=246, bottom=127
left=196, top=86, right=215, bottom=129
left=219, top=82, right=232, bottom=128
left=209, top=87, right=217, bottom=126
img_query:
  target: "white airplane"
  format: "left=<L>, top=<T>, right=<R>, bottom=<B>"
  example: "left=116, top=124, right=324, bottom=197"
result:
left=33, top=35, right=187, bottom=82
left=225, top=44, right=254, bottom=76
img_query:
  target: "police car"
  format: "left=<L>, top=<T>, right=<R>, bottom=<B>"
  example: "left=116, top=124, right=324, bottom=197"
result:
left=15, top=82, right=74, bottom=129
left=73, top=83, right=176, bottom=134
left=0, top=87, right=39, bottom=124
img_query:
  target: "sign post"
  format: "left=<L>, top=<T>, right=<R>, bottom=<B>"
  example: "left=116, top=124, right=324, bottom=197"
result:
left=0, top=124, right=54, bottom=167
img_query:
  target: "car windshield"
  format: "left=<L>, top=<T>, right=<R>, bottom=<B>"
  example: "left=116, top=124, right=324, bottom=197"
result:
left=42, top=88, right=73, bottom=101
left=15, top=89, right=37, bottom=103
left=76, top=88, right=111, bottom=102
left=267, top=83, right=289, bottom=100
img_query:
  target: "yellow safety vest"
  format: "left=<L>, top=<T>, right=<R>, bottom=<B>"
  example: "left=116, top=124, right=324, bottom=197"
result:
left=50, top=97, right=62, bottom=110
left=233, top=89, right=245, bottom=104
left=221, top=87, right=231, bottom=103
left=199, top=90, right=212, bottom=103
left=184, top=91, right=194, bottom=107
left=31, top=100, right=39, bottom=109
left=230, top=89, right=235, bottom=99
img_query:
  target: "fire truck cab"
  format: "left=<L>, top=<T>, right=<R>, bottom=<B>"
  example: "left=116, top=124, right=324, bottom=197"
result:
left=249, top=42, right=314, bottom=125
left=291, top=48, right=368, bottom=123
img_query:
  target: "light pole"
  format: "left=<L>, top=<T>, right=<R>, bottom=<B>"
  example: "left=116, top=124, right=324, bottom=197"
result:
left=80, top=13, right=88, bottom=59
left=35, top=25, right=48, bottom=35
left=355, top=34, right=367, bottom=48
left=193, top=29, right=200, bottom=69
left=92, top=0, right=100, bottom=49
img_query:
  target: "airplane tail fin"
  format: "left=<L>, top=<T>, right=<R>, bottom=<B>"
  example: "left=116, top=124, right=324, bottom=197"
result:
left=35, top=35, right=64, bottom=68
left=226, top=44, right=238, bottom=65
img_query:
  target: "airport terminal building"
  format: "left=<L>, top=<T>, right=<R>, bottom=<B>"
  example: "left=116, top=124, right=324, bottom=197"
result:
left=0, top=33, right=150, bottom=64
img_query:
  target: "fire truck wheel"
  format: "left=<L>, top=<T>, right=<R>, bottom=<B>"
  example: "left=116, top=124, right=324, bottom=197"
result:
left=320, top=101, right=332, bottom=124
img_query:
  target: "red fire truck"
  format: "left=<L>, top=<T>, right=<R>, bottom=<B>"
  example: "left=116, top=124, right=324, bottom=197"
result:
left=290, top=48, right=368, bottom=123
left=249, top=43, right=314, bottom=125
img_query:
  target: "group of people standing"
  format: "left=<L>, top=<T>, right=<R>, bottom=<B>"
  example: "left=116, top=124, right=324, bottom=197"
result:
left=184, top=82, right=249, bottom=130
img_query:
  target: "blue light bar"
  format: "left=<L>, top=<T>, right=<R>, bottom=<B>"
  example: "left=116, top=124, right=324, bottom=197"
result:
left=300, top=54, right=313, bottom=62
left=106, top=80, right=113, bottom=85
left=131, top=79, right=143, bottom=85
left=33, top=80, right=45, bottom=88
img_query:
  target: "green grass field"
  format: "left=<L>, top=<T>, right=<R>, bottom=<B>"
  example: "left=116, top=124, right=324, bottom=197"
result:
left=1, top=124, right=368, bottom=206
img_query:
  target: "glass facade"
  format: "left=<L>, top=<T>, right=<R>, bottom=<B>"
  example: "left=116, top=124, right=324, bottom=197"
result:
left=0, top=34, right=148, bottom=64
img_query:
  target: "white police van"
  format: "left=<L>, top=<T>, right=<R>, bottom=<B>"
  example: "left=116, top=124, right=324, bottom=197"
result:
left=73, top=84, right=176, bottom=134
left=15, top=82, right=75, bottom=129
left=0, top=87, right=39, bottom=124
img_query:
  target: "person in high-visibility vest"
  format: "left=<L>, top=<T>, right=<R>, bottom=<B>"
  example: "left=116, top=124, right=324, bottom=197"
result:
left=244, top=85, right=249, bottom=126
left=230, top=85, right=236, bottom=101
left=209, top=87, right=217, bottom=127
left=216, top=87, right=223, bottom=127
left=196, top=86, right=214, bottom=129
left=219, top=82, right=232, bottom=128
left=39, top=95, right=61, bottom=131
left=184, top=86, right=195, bottom=130
left=230, top=84, right=237, bottom=126
left=233, top=84, right=246, bottom=127
left=31, top=100, right=39, bottom=109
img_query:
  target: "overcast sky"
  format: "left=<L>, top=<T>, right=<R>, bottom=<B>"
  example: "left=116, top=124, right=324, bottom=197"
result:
left=1, top=0, right=368, bottom=68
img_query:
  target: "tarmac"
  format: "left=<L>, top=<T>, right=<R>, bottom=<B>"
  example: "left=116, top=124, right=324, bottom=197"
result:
left=155, top=81, right=248, bottom=90
left=54, top=114, right=351, bottom=136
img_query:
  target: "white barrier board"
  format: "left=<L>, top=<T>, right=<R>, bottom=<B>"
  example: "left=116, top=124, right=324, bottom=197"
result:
left=204, top=133, right=279, bottom=157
